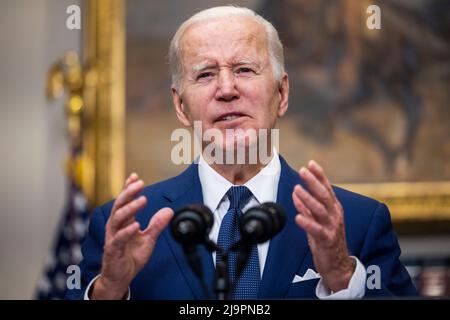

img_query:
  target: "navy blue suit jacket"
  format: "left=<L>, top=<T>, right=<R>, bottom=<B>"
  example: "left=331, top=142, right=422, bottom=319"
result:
left=65, top=157, right=418, bottom=299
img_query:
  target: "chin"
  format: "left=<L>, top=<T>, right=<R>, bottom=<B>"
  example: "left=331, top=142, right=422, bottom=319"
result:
left=201, top=123, right=265, bottom=164
left=223, top=129, right=258, bottom=149
left=219, top=132, right=260, bottom=165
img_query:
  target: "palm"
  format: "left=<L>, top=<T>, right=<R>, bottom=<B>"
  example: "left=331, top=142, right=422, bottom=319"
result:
left=127, top=231, right=156, bottom=269
left=101, top=208, right=173, bottom=287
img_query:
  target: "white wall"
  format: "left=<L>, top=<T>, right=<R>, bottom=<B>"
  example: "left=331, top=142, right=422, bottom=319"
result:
left=0, top=0, right=80, bottom=299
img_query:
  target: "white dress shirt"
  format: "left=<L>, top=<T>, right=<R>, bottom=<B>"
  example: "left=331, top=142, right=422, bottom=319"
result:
left=198, top=150, right=280, bottom=276
left=84, top=150, right=366, bottom=299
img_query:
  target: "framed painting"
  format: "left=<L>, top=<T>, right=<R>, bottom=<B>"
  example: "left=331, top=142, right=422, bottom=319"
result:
left=82, top=0, right=450, bottom=233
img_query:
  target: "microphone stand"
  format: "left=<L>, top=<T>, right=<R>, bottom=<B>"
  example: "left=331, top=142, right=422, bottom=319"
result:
left=204, top=239, right=230, bottom=300
left=210, top=240, right=253, bottom=300
left=182, top=243, right=212, bottom=299
left=203, top=239, right=255, bottom=300
left=214, top=255, right=229, bottom=300
left=232, top=242, right=252, bottom=279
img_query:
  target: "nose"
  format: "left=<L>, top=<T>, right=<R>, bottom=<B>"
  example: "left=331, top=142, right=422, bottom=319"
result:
left=215, top=68, right=239, bottom=102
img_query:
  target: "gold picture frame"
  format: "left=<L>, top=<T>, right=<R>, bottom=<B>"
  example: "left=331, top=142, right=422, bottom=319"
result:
left=82, top=0, right=125, bottom=206
left=340, top=182, right=450, bottom=233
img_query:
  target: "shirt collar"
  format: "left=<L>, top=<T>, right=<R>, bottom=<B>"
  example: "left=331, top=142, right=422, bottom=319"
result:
left=198, top=148, right=281, bottom=212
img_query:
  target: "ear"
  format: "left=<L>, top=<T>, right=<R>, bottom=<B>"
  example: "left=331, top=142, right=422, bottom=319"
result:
left=277, top=73, right=289, bottom=118
left=171, top=86, right=192, bottom=126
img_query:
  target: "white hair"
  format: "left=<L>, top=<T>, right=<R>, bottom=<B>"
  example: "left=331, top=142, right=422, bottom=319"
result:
left=168, top=6, right=285, bottom=91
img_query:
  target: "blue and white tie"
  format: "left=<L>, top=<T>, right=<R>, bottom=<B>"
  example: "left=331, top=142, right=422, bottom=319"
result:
left=216, top=186, right=260, bottom=299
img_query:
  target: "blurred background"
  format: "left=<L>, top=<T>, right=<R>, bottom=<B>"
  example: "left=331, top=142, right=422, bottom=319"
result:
left=0, top=0, right=449, bottom=299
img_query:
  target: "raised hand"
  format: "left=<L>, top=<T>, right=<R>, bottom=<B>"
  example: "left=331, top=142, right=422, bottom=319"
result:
left=91, top=173, right=174, bottom=299
left=292, top=161, right=355, bottom=292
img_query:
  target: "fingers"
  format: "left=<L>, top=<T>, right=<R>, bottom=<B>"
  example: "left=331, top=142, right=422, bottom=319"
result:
left=112, top=221, right=141, bottom=249
left=110, top=196, right=147, bottom=233
left=124, top=173, right=139, bottom=188
left=293, top=184, right=331, bottom=225
left=299, top=165, right=335, bottom=211
left=292, top=185, right=311, bottom=216
left=293, top=161, right=344, bottom=237
left=112, top=179, right=145, bottom=214
left=308, top=160, right=336, bottom=200
left=108, top=173, right=145, bottom=236
left=143, top=207, right=174, bottom=242
left=295, top=214, right=326, bottom=241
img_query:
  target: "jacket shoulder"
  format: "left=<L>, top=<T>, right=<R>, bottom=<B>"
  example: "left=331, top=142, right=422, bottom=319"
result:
left=333, top=185, right=381, bottom=214
left=332, top=185, right=390, bottom=250
left=333, top=185, right=385, bottom=228
left=95, top=164, right=198, bottom=220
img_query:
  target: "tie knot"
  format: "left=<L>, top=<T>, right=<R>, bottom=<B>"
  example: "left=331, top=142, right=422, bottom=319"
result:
left=226, top=186, right=253, bottom=210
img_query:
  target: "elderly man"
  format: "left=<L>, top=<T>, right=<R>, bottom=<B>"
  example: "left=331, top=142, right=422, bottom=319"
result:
left=66, top=6, right=417, bottom=300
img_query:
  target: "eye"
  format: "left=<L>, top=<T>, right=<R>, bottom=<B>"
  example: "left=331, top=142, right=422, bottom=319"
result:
left=236, top=67, right=254, bottom=74
left=196, top=72, right=213, bottom=80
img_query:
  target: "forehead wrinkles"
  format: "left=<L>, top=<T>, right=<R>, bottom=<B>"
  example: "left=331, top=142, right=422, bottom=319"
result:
left=180, top=18, right=268, bottom=70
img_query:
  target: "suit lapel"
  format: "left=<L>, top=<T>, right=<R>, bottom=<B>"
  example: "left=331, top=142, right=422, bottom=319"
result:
left=161, top=163, right=216, bottom=299
left=258, top=157, right=310, bottom=298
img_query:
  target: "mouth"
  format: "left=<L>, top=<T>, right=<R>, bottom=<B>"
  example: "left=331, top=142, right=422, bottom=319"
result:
left=214, top=112, right=248, bottom=123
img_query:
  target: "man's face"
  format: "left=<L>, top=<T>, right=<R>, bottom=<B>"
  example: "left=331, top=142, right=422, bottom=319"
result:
left=172, top=16, right=288, bottom=153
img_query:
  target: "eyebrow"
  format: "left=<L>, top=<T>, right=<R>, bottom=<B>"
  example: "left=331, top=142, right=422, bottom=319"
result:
left=191, top=60, right=259, bottom=73
left=192, top=63, right=214, bottom=72
left=191, top=59, right=219, bottom=72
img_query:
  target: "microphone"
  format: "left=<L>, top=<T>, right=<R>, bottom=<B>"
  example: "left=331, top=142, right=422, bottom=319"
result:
left=170, top=204, right=215, bottom=300
left=171, top=204, right=213, bottom=245
left=232, top=202, right=286, bottom=277
left=239, top=202, right=286, bottom=244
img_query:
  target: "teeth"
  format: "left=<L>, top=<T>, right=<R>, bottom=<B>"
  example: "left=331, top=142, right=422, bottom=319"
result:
left=222, top=115, right=240, bottom=121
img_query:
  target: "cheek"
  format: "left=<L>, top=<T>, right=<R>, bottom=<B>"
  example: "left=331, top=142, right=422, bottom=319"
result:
left=183, top=86, right=214, bottom=118
left=242, top=82, right=279, bottom=121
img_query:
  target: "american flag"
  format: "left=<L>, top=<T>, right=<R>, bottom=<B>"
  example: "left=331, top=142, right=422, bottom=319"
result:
left=35, top=178, right=89, bottom=299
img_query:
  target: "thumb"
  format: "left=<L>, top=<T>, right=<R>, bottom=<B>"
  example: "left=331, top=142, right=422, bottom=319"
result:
left=144, top=207, right=174, bottom=241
